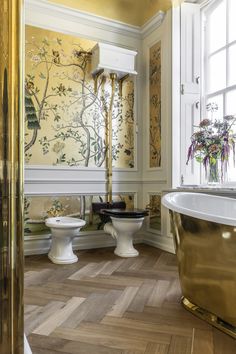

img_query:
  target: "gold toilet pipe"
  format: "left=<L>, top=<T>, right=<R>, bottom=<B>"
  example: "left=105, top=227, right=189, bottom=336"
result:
left=106, top=73, right=117, bottom=204
left=0, top=1, right=24, bottom=353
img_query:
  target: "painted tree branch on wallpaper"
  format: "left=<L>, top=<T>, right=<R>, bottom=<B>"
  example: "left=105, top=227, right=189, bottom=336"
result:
left=25, top=26, right=135, bottom=168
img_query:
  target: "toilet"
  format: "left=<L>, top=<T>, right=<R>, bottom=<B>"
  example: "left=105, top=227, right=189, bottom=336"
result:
left=101, top=208, right=148, bottom=257
left=45, top=216, right=86, bottom=264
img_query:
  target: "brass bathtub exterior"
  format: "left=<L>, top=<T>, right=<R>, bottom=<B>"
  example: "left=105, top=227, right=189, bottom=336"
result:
left=0, top=0, right=24, bottom=353
left=170, top=210, right=236, bottom=338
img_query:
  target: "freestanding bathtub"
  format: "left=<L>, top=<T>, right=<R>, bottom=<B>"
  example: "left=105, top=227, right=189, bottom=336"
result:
left=162, top=192, right=236, bottom=338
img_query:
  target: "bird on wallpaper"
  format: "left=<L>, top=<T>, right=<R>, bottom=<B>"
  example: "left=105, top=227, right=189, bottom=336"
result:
left=25, top=87, right=41, bottom=130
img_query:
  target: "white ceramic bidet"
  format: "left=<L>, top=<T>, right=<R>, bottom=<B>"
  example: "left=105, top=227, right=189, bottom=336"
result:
left=45, top=216, right=86, bottom=264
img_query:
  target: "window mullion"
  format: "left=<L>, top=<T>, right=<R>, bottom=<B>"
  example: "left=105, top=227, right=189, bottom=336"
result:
left=226, top=0, right=229, bottom=88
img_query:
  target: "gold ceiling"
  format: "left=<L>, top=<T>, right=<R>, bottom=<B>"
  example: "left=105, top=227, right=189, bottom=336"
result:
left=50, top=0, right=175, bottom=26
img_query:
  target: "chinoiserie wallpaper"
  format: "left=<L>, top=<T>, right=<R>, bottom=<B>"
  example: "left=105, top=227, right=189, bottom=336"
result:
left=25, top=25, right=135, bottom=168
left=24, top=194, right=134, bottom=235
left=148, top=194, right=161, bottom=231
left=149, top=41, right=161, bottom=168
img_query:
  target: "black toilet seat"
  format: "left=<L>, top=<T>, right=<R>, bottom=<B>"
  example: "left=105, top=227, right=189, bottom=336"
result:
left=100, top=208, right=149, bottom=219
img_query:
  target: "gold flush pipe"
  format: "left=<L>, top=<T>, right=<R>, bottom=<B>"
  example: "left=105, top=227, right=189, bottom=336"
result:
left=104, top=73, right=129, bottom=203
left=93, top=69, right=104, bottom=94
left=93, top=69, right=129, bottom=203
left=106, top=73, right=117, bottom=203
left=0, top=1, right=24, bottom=353
left=118, top=74, right=129, bottom=97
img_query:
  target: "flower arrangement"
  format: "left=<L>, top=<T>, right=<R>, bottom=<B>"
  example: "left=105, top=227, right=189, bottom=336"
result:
left=186, top=103, right=236, bottom=183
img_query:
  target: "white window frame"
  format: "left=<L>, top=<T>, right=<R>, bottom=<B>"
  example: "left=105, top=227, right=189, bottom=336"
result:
left=172, top=0, right=236, bottom=188
left=203, top=0, right=236, bottom=117
left=201, top=0, right=236, bottom=184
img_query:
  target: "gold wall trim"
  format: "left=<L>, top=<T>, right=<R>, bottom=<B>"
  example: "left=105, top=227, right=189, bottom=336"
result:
left=0, top=0, right=24, bottom=353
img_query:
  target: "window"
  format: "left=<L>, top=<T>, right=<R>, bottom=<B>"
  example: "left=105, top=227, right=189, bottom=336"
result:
left=203, top=0, right=236, bottom=182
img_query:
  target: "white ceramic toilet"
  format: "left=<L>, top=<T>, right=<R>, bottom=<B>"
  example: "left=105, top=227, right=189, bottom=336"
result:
left=102, top=209, right=148, bottom=257
left=45, top=216, right=86, bottom=264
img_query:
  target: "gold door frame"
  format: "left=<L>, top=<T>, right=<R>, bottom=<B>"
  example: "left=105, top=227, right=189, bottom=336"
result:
left=0, top=1, right=24, bottom=353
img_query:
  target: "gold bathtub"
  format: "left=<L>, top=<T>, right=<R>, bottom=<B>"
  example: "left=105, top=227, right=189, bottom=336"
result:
left=163, top=192, right=236, bottom=338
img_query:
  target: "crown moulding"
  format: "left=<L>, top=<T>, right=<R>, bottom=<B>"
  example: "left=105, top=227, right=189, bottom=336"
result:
left=25, top=0, right=166, bottom=40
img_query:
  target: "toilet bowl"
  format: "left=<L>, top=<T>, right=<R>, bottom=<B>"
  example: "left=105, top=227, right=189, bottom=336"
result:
left=45, top=216, right=86, bottom=264
left=102, top=209, right=148, bottom=257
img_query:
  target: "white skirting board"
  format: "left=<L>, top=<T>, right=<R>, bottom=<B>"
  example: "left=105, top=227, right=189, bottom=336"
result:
left=141, top=232, right=175, bottom=254
left=24, top=230, right=174, bottom=256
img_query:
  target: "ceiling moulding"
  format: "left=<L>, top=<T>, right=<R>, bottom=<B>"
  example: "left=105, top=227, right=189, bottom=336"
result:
left=25, top=0, right=165, bottom=39
left=25, top=0, right=140, bottom=39
left=141, top=11, right=165, bottom=38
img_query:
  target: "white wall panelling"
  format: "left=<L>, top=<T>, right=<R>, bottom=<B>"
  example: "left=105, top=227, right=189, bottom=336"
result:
left=142, top=11, right=172, bottom=182
left=141, top=11, right=173, bottom=254
left=24, top=0, right=174, bottom=255
left=171, top=5, right=181, bottom=188
left=179, top=3, right=201, bottom=186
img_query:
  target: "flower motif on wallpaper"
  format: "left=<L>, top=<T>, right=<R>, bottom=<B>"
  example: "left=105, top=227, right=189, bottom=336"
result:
left=25, top=28, right=135, bottom=168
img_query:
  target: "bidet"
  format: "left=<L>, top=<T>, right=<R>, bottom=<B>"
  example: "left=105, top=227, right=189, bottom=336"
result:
left=45, top=216, right=86, bottom=264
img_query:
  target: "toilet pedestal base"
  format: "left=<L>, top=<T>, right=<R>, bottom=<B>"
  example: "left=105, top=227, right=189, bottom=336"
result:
left=114, top=232, right=139, bottom=258
left=111, top=217, right=144, bottom=258
left=48, top=252, right=78, bottom=265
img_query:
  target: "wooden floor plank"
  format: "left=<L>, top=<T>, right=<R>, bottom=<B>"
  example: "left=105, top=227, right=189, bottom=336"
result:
left=144, top=342, right=169, bottom=354
left=28, top=333, right=123, bottom=354
left=167, top=335, right=192, bottom=354
left=52, top=326, right=148, bottom=351
left=191, top=328, right=214, bottom=354
left=147, top=280, right=170, bottom=307
left=101, top=316, right=193, bottom=337
left=128, top=280, right=156, bottom=313
left=33, top=297, right=85, bottom=335
left=107, top=286, right=139, bottom=317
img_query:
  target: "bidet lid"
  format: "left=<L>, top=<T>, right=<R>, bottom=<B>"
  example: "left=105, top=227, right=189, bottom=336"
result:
left=45, top=216, right=86, bottom=228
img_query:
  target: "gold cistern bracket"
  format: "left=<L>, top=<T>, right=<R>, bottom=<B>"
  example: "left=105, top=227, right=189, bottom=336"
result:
left=93, top=69, right=104, bottom=94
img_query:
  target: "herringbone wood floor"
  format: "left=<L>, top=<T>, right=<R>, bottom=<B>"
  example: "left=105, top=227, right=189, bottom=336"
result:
left=24, top=244, right=236, bottom=354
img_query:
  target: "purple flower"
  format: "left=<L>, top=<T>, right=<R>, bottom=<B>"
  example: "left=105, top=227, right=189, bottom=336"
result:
left=199, top=119, right=211, bottom=127
left=186, top=113, right=236, bottom=172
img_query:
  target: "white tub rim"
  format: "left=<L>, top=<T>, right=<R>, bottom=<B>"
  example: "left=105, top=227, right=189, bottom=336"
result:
left=162, top=192, right=236, bottom=227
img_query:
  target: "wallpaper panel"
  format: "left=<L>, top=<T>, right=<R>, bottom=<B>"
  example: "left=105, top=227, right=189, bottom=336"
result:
left=25, top=26, right=135, bottom=168
left=149, top=41, right=161, bottom=168
left=148, top=194, right=161, bottom=231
